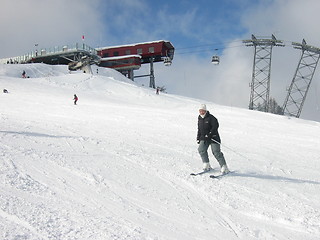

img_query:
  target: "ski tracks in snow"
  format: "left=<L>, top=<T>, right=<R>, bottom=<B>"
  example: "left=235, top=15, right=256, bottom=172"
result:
left=119, top=138, right=320, bottom=239
left=1, top=124, right=319, bottom=239
left=117, top=142, right=241, bottom=239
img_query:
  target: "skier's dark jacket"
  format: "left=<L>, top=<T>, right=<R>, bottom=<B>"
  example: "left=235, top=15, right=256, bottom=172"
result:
left=197, top=111, right=221, bottom=144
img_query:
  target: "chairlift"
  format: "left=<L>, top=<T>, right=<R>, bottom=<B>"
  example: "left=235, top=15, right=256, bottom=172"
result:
left=163, top=57, right=172, bottom=66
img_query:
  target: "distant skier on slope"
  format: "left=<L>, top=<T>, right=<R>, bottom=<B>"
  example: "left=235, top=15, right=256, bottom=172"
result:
left=73, top=94, right=78, bottom=105
left=22, top=70, right=26, bottom=78
left=197, top=104, right=229, bottom=174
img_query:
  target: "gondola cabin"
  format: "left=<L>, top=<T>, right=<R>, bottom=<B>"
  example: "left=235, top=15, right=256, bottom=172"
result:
left=163, top=57, right=172, bottom=66
left=211, top=55, right=220, bottom=65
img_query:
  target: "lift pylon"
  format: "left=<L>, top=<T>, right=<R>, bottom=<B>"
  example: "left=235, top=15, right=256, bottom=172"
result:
left=282, top=39, right=320, bottom=118
left=133, top=57, right=156, bottom=88
left=243, top=35, right=284, bottom=112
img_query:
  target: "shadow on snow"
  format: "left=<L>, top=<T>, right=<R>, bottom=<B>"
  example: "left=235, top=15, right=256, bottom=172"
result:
left=230, top=171, right=320, bottom=185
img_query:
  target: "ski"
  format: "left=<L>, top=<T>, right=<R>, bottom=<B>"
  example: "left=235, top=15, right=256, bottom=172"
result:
left=209, top=174, right=222, bottom=179
left=190, top=169, right=213, bottom=176
left=209, top=171, right=233, bottom=179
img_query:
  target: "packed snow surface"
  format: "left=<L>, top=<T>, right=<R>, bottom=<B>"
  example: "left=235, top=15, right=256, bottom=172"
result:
left=0, top=64, right=320, bottom=240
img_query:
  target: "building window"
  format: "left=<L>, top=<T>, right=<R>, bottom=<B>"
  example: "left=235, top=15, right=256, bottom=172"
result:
left=149, top=47, right=154, bottom=53
left=113, top=51, right=119, bottom=56
left=137, top=48, right=142, bottom=54
left=103, top=53, right=109, bottom=58
left=125, top=50, right=131, bottom=55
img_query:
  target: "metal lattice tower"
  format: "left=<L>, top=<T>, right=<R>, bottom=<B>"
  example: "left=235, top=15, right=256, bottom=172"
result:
left=243, top=35, right=284, bottom=111
left=282, top=39, right=320, bottom=118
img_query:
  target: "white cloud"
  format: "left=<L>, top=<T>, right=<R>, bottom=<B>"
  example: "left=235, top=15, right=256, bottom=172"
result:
left=0, top=0, right=105, bottom=57
left=242, top=0, right=320, bottom=45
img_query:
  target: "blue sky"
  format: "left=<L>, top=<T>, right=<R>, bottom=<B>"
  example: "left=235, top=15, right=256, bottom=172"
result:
left=1, top=0, right=320, bottom=122
left=97, top=0, right=255, bottom=56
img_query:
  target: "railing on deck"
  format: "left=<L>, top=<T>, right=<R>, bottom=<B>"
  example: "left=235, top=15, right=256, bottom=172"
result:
left=0, top=43, right=98, bottom=64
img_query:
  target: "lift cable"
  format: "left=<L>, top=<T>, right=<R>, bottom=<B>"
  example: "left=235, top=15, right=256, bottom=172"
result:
left=174, top=38, right=320, bottom=55
left=175, top=43, right=244, bottom=55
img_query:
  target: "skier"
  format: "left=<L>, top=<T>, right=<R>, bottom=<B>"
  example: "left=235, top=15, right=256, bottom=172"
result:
left=73, top=94, right=78, bottom=105
left=197, top=104, right=229, bottom=174
left=22, top=70, right=26, bottom=78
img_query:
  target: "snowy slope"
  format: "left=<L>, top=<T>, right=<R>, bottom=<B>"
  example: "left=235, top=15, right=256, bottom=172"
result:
left=0, top=64, right=320, bottom=240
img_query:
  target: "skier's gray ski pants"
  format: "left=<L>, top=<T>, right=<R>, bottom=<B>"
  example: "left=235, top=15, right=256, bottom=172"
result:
left=198, top=140, right=226, bottom=167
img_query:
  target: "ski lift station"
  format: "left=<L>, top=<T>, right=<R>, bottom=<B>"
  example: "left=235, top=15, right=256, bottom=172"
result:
left=97, top=40, right=174, bottom=88
left=1, top=40, right=175, bottom=89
